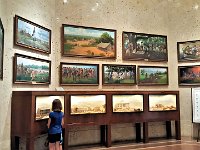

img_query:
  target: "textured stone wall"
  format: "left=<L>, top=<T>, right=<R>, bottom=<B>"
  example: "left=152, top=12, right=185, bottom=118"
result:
left=0, top=0, right=199, bottom=149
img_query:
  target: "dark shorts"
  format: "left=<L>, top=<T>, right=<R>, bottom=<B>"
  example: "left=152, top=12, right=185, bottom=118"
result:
left=48, top=133, right=61, bottom=143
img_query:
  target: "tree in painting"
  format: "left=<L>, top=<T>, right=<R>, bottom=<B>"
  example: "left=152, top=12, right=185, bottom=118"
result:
left=123, top=33, right=167, bottom=61
left=139, top=67, right=168, bottom=85
left=63, top=25, right=115, bottom=58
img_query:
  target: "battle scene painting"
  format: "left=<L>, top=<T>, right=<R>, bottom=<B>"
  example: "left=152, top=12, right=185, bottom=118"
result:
left=112, top=95, right=143, bottom=112
left=15, top=15, right=51, bottom=53
left=70, top=95, right=106, bottom=115
left=123, top=32, right=167, bottom=61
left=60, top=63, right=99, bottom=85
left=14, top=54, right=51, bottom=84
left=35, top=96, right=64, bottom=120
left=102, top=64, right=136, bottom=85
left=138, top=66, right=168, bottom=85
left=177, top=40, right=200, bottom=61
left=62, top=24, right=116, bottom=59
left=179, top=65, right=200, bottom=85
left=149, top=94, right=177, bottom=111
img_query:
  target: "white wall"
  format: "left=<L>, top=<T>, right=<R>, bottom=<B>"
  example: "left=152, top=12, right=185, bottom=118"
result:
left=0, top=0, right=199, bottom=149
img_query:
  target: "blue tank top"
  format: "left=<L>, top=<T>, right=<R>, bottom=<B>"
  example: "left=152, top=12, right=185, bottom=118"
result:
left=48, top=111, right=64, bottom=134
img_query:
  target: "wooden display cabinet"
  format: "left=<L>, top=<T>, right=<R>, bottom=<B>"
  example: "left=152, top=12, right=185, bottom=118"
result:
left=11, top=91, right=181, bottom=150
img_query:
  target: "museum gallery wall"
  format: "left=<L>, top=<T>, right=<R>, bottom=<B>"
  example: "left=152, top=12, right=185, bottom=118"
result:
left=1, top=0, right=200, bottom=149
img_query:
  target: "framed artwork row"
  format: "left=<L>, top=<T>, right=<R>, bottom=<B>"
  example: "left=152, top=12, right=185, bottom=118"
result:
left=12, top=54, right=168, bottom=86
left=34, top=93, right=178, bottom=120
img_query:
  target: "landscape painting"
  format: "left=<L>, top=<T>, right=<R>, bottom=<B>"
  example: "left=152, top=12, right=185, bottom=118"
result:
left=70, top=95, right=106, bottom=115
left=60, top=62, right=99, bottom=85
left=35, top=96, right=64, bottom=120
left=102, top=64, right=136, bottom=85
left=15, top=15, right=51, bottom=54
left=123, top=32, right=167, bottom=61
left=138, top=66, right=168, bottom=85
left=112, top=95, right=143, bottom=112
left=178, top=65, right=200, bottom=85
left=14, top=54, right=51, bottom=84
left=177, top=40, right=200, bottom=62
left=149, top=94, right=177, bottom=111
left=62, top=24, right=116, bottom=59
left=0, top=18, right=4, bottom=80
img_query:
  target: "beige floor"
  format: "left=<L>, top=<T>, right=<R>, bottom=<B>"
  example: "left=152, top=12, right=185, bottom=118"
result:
left=68, top=138, right=200, bottom=150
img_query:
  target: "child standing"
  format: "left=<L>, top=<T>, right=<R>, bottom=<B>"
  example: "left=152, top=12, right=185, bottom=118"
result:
left=47, top=99, right=64, bottom=150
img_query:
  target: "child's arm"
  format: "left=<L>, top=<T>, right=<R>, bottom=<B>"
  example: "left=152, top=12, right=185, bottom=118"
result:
left=61, top=117, right=64, bottom=126
left=47, top=118, right=51, bottom=129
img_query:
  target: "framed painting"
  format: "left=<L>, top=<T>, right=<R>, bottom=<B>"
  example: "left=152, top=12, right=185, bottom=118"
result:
left=35, top=95, right=64, bottom=121
left=112, top=94, right=143, bottom=112
left=149, top=94, right=177, bottom=111
left=122, top=32, right=168, bottom=61
left=70, top=95, right=106, bottom=115
left=60, top=62, right=99, bottom=85
left=62, top=24, right=116, bottom=59
left=138, top=66, right=168, bottom=85
left=14, top=15, right=51, bottom=54
left=102, top=64, right=136, bottom=85
left=0, top=18, right=4, bottom=80
left=178, top=65, right=200, bottom=85
left=177, top=40, right=200, bottom=62
left=13, top=53, right=51, bottom=84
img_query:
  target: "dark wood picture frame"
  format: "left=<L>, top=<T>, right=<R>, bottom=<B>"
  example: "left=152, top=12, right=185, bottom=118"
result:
left=177, top=40, right=200, bottom=62
left=122, top=32, right=168, bottom=62
left=102, top=64, right=136, bottom=85
left=13, top=53, right=51, bottom=84
left=35, top=95, right=65, bottom=121
left=14, top=15, right=51, bottom=54
left=112, top=94, right=144, bottom=113
left=0, top=18, right=4, bottom=80
left=62, top=24, right=116, bottom=59
left=148, top=94, right=177, bottom=112
left=137, top=66, right=168, bottom=85
left=60, top=62, right=99, bottom=85
left=178, top=65, right=200, bottom=86
left=70, top=94, right=106, bottom=115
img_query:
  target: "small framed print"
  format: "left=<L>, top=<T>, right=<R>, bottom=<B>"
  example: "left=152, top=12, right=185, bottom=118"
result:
left=138, top=66, right=168, bottom=85
left=178, top=65, right=200, bottom=86
left=14, top=15, right=51, bottom=54
left=102, top=64, right=136, bottom=85
left=60, top=62, right=99, bottom=85
left=122, top=32, right=168, bottom=62
left=13, top=53, right=51, bottom=84
left=62, top=24, right=116, bottom=59
left=70, top=95, right=106, bottom=115
left=177, top=40, right=200, bottom=62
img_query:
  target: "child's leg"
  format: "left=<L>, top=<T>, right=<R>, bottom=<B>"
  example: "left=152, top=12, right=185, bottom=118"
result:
left=55, top=141, right=60, bottom=150
left=59, top=143, right=62, bottom=150
left=49, top=143, right=55, bottom=150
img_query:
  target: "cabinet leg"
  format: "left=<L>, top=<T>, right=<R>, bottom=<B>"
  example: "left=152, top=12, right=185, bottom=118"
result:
left=106, top=125, right=111, bottom=147
left=143, top=122, right=149, bottom=143
left=166, top=121, right=172, bottom=139
left=11, top=136, right=19, bottom=150
left=135, top=123, right=141, bottom=143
